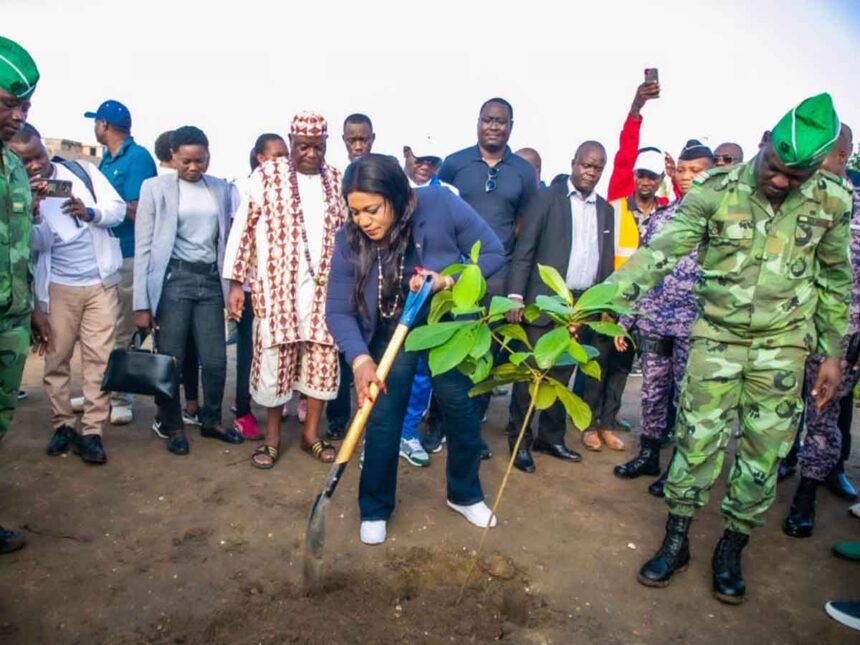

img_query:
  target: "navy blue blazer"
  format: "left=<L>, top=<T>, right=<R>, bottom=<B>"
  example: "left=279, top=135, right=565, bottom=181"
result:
left=325, top=185, right=506, bottom=365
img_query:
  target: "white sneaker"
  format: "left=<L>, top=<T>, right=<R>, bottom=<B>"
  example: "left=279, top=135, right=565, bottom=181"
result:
left=399, top=437, right=430, bottom=467
left=110, top=405, right=133, bottom=426
left=447, top=500, right=497, bottom=528
left=70, top=396, right=85, bottom=413
left=850, top=502, right=860, bottom=519
left=359, top=520, right=387, bottom=545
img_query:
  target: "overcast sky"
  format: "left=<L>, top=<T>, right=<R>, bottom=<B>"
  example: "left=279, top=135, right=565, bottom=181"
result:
left=7, top=0, right=860, bottom=189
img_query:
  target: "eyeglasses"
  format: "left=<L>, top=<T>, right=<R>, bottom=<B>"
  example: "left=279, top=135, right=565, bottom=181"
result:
left=714, top=155, right=736, bottom=165
left=480, top=116, right=510, bottom=126
left=485, top=166, right=500, bottom=192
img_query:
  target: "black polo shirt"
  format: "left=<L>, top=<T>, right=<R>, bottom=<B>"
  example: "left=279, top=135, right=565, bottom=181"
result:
left=438, top=145, right=537, bottom=257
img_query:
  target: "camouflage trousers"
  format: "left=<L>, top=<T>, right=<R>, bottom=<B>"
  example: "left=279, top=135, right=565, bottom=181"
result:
left=798, top=334, right=860, bottom=481
left=0, top=324, right=30, bottom=441
left=639, top=336, right=689, bottom=440
left=665, top=337, right=805, bottom=534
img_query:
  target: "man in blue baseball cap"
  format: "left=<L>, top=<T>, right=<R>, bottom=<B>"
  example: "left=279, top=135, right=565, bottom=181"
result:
left=84, top=99, right=156, bottom=426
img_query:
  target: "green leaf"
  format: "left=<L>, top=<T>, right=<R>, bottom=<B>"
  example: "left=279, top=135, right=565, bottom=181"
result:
left=523, top=303, right=541, bottom=323
left=582, top=343, right=600, bottom=360
left=469, top=324, right=492, bottom=359
left=457, top=356, right=476, bottom=377
left=580, top=359, right=601, bottom=381
left=553, top=353, right=577, bottom=367
left=428, top=290, right=454, bottom=324
left=567, top=340, right=588, bottom=365
left=472, top=354, right=493, bottom=383
left=529, top=381, right=558, bottom=410
left=405, top=320, right=471, bottom=351
left=532, top=326, right=570, bottom=369
left=509, top=351, right=531, bottom=366
left=492, top=363, right=532, bottom=383
left=452, top=264, right=484, bottom=309
left=535, top=295, right=575, bottom=317
left=469, top=379, right=503, bottom=397
left=495, top=323, right=531, bottom=348
left=427, top=323, right=480, bottom=375
left=489, top=296, right=523, bottom=317
left=469, top=240, right=481, bottom=264
left=585, top=320, right=629, bottom=339
left=441, top=263, right=467, bottom=277
left=573, top=283, right=617, bottom=311
left=451, top=304, right=483, bottom=316
left=537, top=264, right=573, bottom=305
left=551, top=380, right=592, bottom=430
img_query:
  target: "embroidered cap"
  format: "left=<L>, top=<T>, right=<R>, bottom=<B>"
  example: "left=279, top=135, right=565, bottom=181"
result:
left=291, top=112, right=328, bottom=137
left=0, top=36, right=39, bottom=100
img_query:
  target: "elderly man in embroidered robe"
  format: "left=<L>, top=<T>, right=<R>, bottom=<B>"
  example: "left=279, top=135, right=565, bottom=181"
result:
left=224, top=112, right=345, bottom=469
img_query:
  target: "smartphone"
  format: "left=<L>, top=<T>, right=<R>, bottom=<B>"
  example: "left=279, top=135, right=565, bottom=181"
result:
left=644, top=68, right=659, bottom=83
left=44, top=179, right=72, bottom=198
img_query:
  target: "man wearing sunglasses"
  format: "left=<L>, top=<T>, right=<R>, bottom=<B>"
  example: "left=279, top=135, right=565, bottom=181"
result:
left=438, top=98, right=538, bottom=457
left=713, top=143, right=745, bottom=168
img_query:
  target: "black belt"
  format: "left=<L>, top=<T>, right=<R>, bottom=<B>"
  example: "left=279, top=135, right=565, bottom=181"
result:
left=637, top=335, right=674, bottom=357
left=168, top=259, right=217, bottom=275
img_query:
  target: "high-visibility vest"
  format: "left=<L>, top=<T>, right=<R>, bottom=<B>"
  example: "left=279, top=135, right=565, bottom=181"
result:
left=611, top=197, right=640, bottom=270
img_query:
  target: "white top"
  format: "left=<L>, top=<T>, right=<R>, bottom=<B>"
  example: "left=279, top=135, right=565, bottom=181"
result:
left=565, top=179, right=600, bottom=291
left=296, top=172, right=326, bottom=340
left=173, top=178, right=220, bottom=264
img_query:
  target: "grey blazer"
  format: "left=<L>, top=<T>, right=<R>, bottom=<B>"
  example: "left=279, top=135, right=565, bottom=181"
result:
left=133, top=173, right=236, bottom=315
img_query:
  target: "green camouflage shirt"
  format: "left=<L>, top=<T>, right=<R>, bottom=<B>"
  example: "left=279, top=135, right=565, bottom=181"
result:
left=608, top=158, right=853, bottom=357
left=0, top=144, right=33, bottom=327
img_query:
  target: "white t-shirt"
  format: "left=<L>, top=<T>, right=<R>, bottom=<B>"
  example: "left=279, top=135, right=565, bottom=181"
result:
left=48, top=164, right=101, bottom=287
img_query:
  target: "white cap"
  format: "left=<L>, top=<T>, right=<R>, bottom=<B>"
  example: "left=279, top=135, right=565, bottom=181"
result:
left=634, top=148, right=664, bottom=175
left=407, top=135, right=442, bottom=162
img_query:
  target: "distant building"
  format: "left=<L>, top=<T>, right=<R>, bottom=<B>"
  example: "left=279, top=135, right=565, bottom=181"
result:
left=43, top=138, right=103, bottom=164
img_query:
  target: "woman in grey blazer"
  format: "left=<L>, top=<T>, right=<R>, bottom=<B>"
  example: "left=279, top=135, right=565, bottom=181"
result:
left=132, top=126, right=243, bottom=455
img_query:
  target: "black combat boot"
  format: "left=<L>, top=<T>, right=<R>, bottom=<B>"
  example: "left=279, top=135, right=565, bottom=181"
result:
left=614, top=436, right=661, bottom=479
left=712, top=529, right=749, bottom=604
left=783, top=477, right=817, bottom=538
left=648, top=448, right=676, bottom=496
left=637, top=514, right=692, bottom=587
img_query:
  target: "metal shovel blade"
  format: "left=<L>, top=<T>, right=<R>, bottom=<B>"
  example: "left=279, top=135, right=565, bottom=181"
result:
left=303, top=491, right=329, bottom=594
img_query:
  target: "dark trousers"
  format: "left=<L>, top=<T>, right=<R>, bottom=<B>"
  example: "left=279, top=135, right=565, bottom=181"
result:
left=836, top=388, right=853, bottom=471
left=507, top=323, right=573, bottom=445
left=182, top=336, right=199, bottom=402
left=359, top=327, right=484, bottom=521
left=327, top=353, right=352, bottom=431
left=235, top=296, right=254, bottom=417
left=581, top=329, right=634, bottom=431
left=155, top=262, right=226, bottom=434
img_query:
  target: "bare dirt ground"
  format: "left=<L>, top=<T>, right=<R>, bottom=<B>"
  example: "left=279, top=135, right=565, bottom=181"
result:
left=0, top=349, right=857, bottom=644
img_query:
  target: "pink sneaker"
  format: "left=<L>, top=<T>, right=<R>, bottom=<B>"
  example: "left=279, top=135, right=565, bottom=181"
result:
left=298, top=398, right=308, bottom=423
left=234, top=413, right=262, bottom=440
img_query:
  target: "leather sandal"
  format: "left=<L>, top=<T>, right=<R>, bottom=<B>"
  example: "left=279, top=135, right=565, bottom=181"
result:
left=251, top=444, right=279, bottom=470
left=302, top=439, right=337, bottom=463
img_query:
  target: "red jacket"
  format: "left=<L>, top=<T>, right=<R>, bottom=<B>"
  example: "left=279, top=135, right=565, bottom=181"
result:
left=606, top=115, right=678, bottom=203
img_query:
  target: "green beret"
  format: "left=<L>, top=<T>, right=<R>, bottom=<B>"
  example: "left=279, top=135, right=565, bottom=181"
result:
left=0, top=36, right=39, bottom=100
left=771, top=93, right=840, bottom=169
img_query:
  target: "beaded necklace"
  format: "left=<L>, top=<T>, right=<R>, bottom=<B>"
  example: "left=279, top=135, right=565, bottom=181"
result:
left=287, top=161, right=336, bottom=287
left=376, top=247, right=406, bottom=319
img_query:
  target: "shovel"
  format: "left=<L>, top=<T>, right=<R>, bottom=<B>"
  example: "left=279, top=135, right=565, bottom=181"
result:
left=303, top=274, right=435, bottom=592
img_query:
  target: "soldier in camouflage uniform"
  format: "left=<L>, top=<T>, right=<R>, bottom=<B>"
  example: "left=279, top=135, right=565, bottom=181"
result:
left=605, top=94, right=851, bottom=604
left=784, top=125, right=858, bottom=538
left=614, top=140, right=714, bottom=481
left=0, top=36, right=43, bottom=554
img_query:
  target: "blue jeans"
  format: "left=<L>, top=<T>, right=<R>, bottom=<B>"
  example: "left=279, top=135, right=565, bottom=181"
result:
left=359, top=330, right=484, bottom=521
left=400, top=356, right=432, bottom=442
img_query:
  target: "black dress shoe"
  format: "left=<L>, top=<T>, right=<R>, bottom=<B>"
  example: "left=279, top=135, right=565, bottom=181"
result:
left=201, top=425, right=244, bottom=444
left=533, top=440, right=582, bottom=462
left=508, top=440, right=535, bottom=473
left=167, top=432, right=190, bottom=455
left=74, top=434, right=107, bottom=464
left=46, top=425, right=78, bottom=456
left=325, top=425, right=346, bottom=441
left=479, top=438, right=492, bottom=460
left=825, top=470, right=858, bottom=501
left=783, top=477, right=817, bottom=538
left=0, top=526, right=25, bottom=554
left=712, top=529, right=749, bottom=604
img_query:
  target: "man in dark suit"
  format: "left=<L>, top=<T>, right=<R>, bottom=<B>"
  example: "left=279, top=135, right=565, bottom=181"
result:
left=505, top=141, right=614, bottom=472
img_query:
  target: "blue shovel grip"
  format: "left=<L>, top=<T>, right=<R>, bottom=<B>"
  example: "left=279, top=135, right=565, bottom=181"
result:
left=399, top=274, right=435, bottom=328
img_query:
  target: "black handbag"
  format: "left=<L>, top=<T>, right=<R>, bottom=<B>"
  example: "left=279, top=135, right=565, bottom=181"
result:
left=101, top=332, right=180, bottom=400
